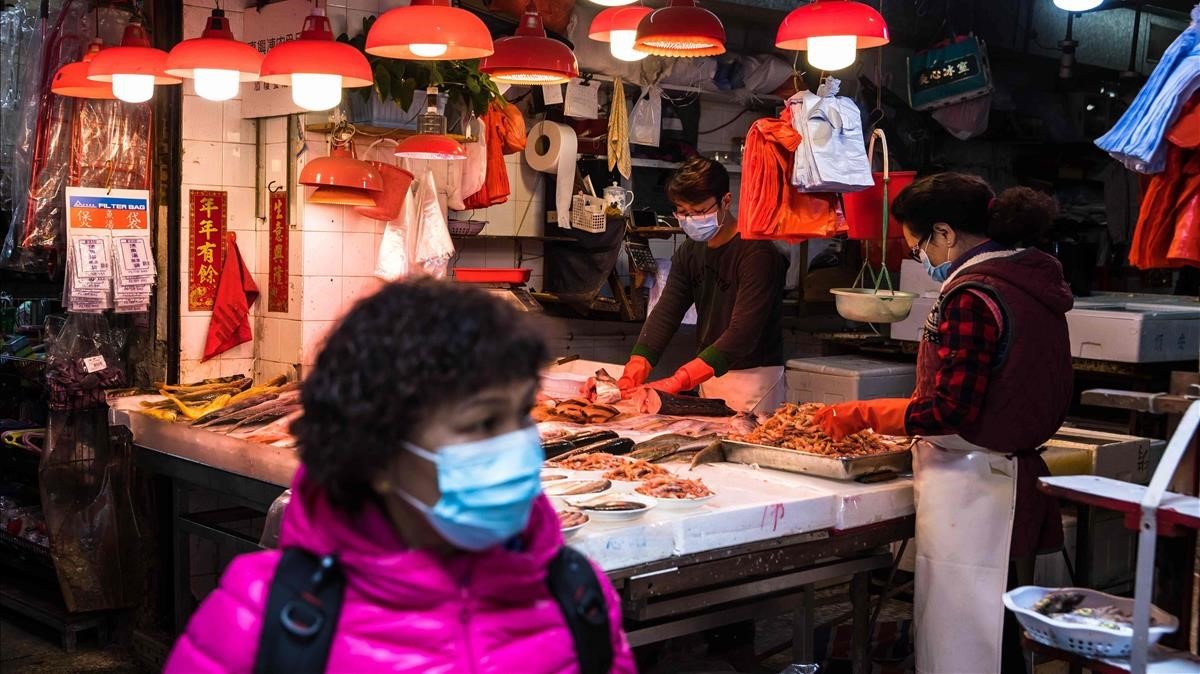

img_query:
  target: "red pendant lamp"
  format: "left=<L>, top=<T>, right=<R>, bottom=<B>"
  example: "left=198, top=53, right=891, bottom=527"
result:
left=165, top=9, right=263, bottom=102
left=52, top=39, right=117, bottom=99
left=260, top=8, right=373, bottom=112
left=775, top=0, right=889, bottom=72
left=634, top=0, right=725, bottom=57
left=480, top=2, right=578, bottom=84
left=395, top=134, right=468, bottom=161
left=87, top=22, right=182, bottom=103
left=300, top=143, right=384, bottom=206
left=366, top=0, right=493, bottom=61
left=589, top=6, right=653, bottom=62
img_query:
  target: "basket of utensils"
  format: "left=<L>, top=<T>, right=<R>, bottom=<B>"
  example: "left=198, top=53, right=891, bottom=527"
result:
left=570, top=194, right=608, bottom=233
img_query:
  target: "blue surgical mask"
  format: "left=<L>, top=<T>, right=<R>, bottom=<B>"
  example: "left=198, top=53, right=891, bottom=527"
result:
left=919, top=247, right=952, bottom=283
left=395, top=426, right=544, bottom=551
left=679, top=211, right=722, bottom=242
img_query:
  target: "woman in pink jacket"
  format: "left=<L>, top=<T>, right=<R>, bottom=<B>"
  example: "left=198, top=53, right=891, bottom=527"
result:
left=166, top=279, right=637, bottom=674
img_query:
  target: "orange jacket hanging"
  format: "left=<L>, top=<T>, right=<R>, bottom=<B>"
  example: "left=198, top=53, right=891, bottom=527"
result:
left=465, top=101, right=525, bottom=209
left=738, top=105, right=842, bottom=242
left=1129, top=95, right=1200, bottom=269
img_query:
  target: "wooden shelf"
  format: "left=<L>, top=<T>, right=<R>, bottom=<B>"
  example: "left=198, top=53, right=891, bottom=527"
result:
left=305, top=123, right=473, bottom=143
left=583, top=72, right=784, bottom=105
left=452, top=234, right=574, bottom=243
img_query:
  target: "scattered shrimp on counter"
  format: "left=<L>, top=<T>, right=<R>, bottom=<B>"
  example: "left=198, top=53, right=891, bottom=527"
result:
left=730, top=403, right=899, bottom=457
left=547, top=452, right=629, bottom=471
left=602, top=459, right=669, bottom=481
left=635, top=475, right=714, bottom=499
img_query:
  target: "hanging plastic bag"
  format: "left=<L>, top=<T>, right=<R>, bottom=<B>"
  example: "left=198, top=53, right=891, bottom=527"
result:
left=790, top=78, right=874, bottom=193
left=414, top=170, right=454, bottom=279
left=374, top=184, right=416, bottom=281
left=630, top=85, right=663, bottom=147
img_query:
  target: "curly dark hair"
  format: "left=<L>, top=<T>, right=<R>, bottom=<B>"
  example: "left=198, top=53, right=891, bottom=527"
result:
left=891, top=172, right=1058, bottom=247
left=292, top=279, right=550, bottom=511
left=667, top=156, right=730, bottom=205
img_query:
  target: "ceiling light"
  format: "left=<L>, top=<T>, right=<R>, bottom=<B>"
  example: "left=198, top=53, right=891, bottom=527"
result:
left=366, top=0, right=494, bottom=61
left=1054, top=0, right=1103, bottom=11
left=52, top=39, right=117, bottom=99
left=634, top=0, right=725, bottom=58
left=589, top=7, right=653, bottom=62
left=395, top=134, right=468, bottom=160
left=165, top=9, right=263, bottom=102
left=260, top=8, right=373, bottom=112
left=87, top=22, right=182, bottom=103
left=481, top=1, right=579, bottom=84
left=776, top=0, right=890, bottom=72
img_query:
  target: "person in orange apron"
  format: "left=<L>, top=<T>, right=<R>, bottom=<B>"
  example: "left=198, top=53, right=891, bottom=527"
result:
left=614, top=157, right=789, bottom=415
left=814, top=173, right=1073, bottom=674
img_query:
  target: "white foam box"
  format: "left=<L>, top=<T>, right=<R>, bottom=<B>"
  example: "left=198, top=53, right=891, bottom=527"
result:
left=1065, top=303, right=1199, bottom=363
left=888, top=294, right=936, bottom=342
left=785, top=356, right=917, bottom=404
left=1034, top=511, right=1137, bottom=592
left=897, top=258, right=942, bottom=296
left=539, top=358, right=623, bottom=400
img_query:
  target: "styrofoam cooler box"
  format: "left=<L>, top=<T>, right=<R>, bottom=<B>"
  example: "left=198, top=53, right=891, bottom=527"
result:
left=889, top=294, right=936, bottom=342
left=898, top=258, right=942, bottom=296
left=539, top=359, right=623, bottom=400
left=1065, top=304, right=1199, bottom=363
left=785, top=356, right=916, bottom=404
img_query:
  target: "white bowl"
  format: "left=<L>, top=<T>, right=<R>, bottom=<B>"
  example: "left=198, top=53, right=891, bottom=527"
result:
left=646, top=493, right=715, bottom=510
left=1003, top=586, right=1178, bottom=659
left=831, top=288, right=917, bottom=324
left=570, top=494, right=656, bottom=522
left=558, top=512, right=589, bottom=537
left=544, top=479, right=612, bottom=507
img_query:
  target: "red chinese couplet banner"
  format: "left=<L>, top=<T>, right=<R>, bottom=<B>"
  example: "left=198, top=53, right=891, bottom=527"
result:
left=268, top=190, right=289, bottom=313
left=188, top=190, right=227, bottom=311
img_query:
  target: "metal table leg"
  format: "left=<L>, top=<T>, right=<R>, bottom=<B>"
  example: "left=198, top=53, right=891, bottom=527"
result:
left=793, top=584, right=815, bottom=664
left=850, top=571, right=871, bottom=674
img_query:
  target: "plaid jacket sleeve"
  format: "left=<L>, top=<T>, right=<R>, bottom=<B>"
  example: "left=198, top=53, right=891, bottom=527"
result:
left=905, top=288, right=1002, bottom=436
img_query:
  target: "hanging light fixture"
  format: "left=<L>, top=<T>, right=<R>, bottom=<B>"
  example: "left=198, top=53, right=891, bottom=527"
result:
left=481, top=2, right=578, bottom=84
left=395, top=87, right=467, bottom=160
left=52, top=39, right=117, bottom=99
left=589, top=7, right=653, bottom=62
left=634, top=0, right=725, bottom=58
left=260, top=8, right=372, bottom=112
left=165, top=8, right=262, bottom=102
left=366, top=0, right=493, bottom=61
left=775, top=0, right=889, bottom=72
left=87, top=22, right=181, bottom=103
left=1054, top=0, right=1102, bottom=10
left=300, top=142, right=384, bottom=206
left=588, top=0, right=639, bottom=6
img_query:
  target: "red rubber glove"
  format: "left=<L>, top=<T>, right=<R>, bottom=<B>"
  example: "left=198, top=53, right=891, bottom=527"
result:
left=616, top=356, right=653, bottom=398
left=812, top=398, right=910, bottom=440
left=646, top=358, right=716, bottom=395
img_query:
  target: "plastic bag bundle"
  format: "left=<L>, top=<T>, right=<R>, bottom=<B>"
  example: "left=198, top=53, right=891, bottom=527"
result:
left=1095, top=6, right=1200, bottom=174
left=790, top=78, right=874, bottom=193
left=630, top=86, right=663, bottom=147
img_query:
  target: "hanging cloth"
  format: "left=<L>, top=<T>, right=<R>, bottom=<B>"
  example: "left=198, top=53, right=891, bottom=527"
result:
left=465, top=101, right=514, bottom=209
left=608, top=77, right=632, bottom=180
left=1128, top=93, right=1200, bottom=269
left=203, top=233, right=258, bottom=361
left=1095, top=6, right=1200, bottom=173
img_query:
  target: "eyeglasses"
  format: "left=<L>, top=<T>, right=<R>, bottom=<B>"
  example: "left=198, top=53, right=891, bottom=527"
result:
left=673, top=199, right=720, bottom=220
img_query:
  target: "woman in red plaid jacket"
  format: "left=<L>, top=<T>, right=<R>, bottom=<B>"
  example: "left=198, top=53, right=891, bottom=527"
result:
left=815, top=173, right=1072, bottom=674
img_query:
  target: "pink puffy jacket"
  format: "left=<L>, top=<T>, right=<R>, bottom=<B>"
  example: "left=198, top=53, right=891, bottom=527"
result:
left=165, top=469, right=637, bottom=673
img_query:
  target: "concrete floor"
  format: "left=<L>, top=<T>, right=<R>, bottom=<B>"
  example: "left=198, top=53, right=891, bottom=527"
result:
left=0, top=615, right=138, bottom=674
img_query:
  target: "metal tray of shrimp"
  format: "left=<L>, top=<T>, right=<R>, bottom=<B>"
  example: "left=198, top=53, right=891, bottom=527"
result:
left=718, top=439, right=914, bottom=481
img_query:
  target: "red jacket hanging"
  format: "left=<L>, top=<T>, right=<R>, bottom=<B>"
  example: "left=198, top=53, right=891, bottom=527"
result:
left=1129, top=94, right=1200, bottom=269
left=464, top=101, right=526, bottom=209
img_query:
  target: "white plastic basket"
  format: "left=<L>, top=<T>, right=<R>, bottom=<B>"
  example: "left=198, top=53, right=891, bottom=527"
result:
left=570, top=194, right=608, bottom=233
left=1003, top=586, right=1179, bottom=659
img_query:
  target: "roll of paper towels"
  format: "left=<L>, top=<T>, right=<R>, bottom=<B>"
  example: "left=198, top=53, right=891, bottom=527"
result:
left=525, top=120, right=578, bottom=228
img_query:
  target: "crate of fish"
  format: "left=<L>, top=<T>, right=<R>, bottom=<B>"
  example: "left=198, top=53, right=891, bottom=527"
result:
left=1002, top=586, right=1179, bottom=658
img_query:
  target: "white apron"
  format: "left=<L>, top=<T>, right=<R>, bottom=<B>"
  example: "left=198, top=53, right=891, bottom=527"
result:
left=698, top=365, right=785, bottom=414
left=913, top=435, right=1017, bottom=674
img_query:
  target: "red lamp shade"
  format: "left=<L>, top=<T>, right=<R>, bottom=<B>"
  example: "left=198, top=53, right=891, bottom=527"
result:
left=366, top=0, right=494, bottom=61
left=480, top=2, right=578, bottom=85
left=395, top=134, right=467, bottom=161
left=300, top=145, right=384, bottom=192
left=634, top=0, right=725, bottom=58
left=775, top=0, right=890, bottom=51
left=87, top=22, right=182, bottom=85
left=52, top=40, right=117, bottom=99
left=165, top=9, right=262, bottom=83
left=308, top=186, right=379, bottom=206
left=588, top=6, right=653, bottom=42
left=260, top=10, right=372, bottom=88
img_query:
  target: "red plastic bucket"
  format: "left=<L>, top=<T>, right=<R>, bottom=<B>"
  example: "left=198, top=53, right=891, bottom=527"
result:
left=843, top=170, right=916, bottom=241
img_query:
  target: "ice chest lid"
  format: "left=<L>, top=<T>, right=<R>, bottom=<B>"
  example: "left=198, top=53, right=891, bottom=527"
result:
left=786, top=356, right=916, bottom=377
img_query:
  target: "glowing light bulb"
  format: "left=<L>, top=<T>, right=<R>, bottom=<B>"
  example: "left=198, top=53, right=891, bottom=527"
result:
left=1053, top=0, right=1102, bottom=10
left=291, top=73, right=342, bottom=111
left=806, top=35, right=857, bottom=71
left=589, top=0, right=638, bottom=6
left=410, top=43, right=449, bottom=58
left=193, top=68, right=241, bottom=101
left=111, top=74, right=155, bottom=103
left=610, top=30, right=649, bottom=62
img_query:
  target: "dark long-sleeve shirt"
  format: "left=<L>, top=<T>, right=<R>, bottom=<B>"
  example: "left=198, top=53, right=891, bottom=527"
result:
left=632, top=235, right=787, bottom=376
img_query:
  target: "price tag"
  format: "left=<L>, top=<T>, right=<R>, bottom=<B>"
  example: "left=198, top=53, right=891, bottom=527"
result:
left=83, top=355, right=107, bottom=373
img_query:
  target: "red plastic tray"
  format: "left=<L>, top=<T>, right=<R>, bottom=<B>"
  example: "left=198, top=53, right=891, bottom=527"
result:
left=454, top=267, right=533, bottom=284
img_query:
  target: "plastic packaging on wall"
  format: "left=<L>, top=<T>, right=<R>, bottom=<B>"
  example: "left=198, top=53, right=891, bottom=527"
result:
left=0, top=3, right=40, bottom=212
left=45, top=312, right=127, bottom=413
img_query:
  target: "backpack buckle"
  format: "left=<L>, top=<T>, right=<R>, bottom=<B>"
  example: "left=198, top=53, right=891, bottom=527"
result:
left=280, top=599, right=324, bottom=638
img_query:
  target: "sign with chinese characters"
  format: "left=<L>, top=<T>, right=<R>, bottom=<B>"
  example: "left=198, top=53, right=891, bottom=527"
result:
left=64, top=187, right=155, bottom=313
left=268, top=190, right=289, bottom=313
left=241, top=0, right=315, bottom=118
left=911, top=55, right=981, bottom=96
left=188, top=190, right=228, bottom=311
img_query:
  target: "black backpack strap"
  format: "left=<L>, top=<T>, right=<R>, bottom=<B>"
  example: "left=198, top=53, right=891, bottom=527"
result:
left=546, top=546, right=613, bottom=674
left=253, top=548, right=345, bottom=674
